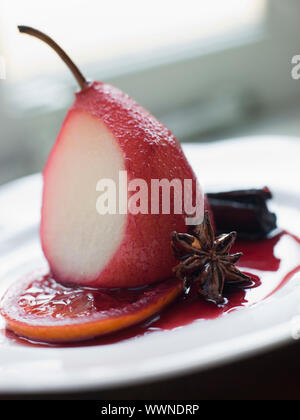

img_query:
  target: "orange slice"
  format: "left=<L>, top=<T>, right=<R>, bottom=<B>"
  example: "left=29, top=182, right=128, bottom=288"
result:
left=0, top=272, right=183, bottom=343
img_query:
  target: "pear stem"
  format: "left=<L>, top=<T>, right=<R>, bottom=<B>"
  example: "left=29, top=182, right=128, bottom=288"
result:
left=18, top=26, right=89, bottom=90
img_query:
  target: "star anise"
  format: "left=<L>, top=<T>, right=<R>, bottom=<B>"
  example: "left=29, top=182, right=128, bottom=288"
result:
left=171, top=211, right=251, bottom=304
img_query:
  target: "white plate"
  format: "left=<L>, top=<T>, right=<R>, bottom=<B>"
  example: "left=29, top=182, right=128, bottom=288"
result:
left=0, top=136, right=300, bottom=394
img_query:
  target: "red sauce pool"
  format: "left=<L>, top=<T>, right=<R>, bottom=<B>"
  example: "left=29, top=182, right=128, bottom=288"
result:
left=1, top=230, right=300, bottom=347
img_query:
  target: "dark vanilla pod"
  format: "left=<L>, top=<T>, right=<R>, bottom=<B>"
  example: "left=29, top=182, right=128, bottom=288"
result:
left=207, top=187, right=277, bottom=240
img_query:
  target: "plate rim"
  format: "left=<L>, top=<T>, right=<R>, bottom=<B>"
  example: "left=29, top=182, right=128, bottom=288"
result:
left=1, top=136, right=300, bottom=394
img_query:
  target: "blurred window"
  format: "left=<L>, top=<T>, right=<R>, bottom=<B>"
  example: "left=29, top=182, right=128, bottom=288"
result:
left=1, top=0, right=300, bottom=185
left=1, top=0, right=265, bottom=83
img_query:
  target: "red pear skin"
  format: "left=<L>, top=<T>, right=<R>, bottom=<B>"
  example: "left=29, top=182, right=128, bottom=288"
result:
left=16, top=27, right=203, bottom=289
left=42, top=82, right=201, bottom=288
